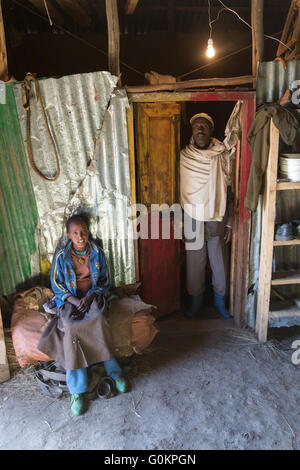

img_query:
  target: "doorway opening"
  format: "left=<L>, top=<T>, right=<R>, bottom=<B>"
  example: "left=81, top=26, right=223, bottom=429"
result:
left=179, top=100, right=236, bottom=319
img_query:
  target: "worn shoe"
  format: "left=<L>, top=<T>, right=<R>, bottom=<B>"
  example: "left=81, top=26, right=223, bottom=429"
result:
left=292, top=220, right=300, bottom=240
left=115, top=377, right=128, bottom=393
left=71, top=393, right=85, bottom=416
left=213, top=292, right=232, bottom=319
left=275, top=222, right=293, bottom=241
left=184, top=294, right=204, bottom=319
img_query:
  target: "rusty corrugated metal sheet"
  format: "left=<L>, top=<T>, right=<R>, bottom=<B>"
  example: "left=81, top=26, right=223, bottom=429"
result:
left=13, top=72, right=136, bottom=287
left=0, top=84, right=38, bottom=296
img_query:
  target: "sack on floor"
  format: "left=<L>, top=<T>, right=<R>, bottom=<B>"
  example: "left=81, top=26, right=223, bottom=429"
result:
left=11, top=287, right=159, bottom=368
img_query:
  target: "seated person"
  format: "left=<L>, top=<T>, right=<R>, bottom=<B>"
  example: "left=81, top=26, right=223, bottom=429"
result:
left=38, top=214, right=128, bottom=416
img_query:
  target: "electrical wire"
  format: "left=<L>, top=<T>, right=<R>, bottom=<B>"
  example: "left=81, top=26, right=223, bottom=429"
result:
left=208, top=0, right=213, bottom=38
left=11, top=0, right=144, bottom=77
left=178, top=30, right=283, bottom=80
left=215, top=0, right=292, bottom=51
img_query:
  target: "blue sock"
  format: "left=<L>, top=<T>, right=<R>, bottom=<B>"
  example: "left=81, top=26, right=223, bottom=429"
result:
left=66, top=368, right=88, bottom=394
left=104, top=358, right=122, bottom=380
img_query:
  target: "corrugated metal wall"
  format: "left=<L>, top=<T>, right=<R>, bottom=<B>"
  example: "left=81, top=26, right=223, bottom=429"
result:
left=12, top=71, right=135, bottom=288
left=0, top=84, right=38, bottom=296
left=257, top=60, right=300, bottom=107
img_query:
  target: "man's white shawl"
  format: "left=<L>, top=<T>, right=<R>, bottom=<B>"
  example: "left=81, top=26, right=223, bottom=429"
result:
left=180, top=102, right=241, bottom=222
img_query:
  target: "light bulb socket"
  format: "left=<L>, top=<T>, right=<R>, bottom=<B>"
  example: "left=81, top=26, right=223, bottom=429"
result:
left=208, top=38, right=214, bottom=46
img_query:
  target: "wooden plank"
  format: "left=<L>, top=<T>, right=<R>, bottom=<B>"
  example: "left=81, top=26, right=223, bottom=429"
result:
left=105, top=0, right=120, bottom=77
left=126, top=103, right=140, bottom=282
left=270, top=308, right=300, bottom=319
left=271, top=271, right=300, bottom=285
left=273, top=239, right=300, bottom=246
left=129, top=91, right=255, bottom=103
left=276, top=181, right=300, bottom=190
left=256, top=121, right=280, bottom=342
left=0, top=0, right=8, bottom=82
left=0, top=308, right=10, bottom=384
left=125, top=75, right=254, bottom=93
left=125, top=0, right=139, bottom=15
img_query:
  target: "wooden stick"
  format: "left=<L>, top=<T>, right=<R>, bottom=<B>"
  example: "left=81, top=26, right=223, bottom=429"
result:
left=0, top=0, right=9, bottom=82
left=105, top=0, right=120, bottom=78
left=125, top=75, right=253, bottom=93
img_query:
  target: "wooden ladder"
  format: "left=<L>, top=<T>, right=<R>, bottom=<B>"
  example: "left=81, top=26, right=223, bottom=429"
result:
left=256, top=119, right=300, bottom=342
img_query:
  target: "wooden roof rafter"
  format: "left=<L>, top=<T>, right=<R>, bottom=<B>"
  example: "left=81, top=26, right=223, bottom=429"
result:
left=125, top=0, right=139, bottom=15
left=55, top=0, right=91, bottom=28
left=277, top=0, right=300, bottom=59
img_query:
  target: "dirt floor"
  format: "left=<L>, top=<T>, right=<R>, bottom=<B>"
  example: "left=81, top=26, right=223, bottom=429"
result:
left=1, top=307, right=300, bottom=451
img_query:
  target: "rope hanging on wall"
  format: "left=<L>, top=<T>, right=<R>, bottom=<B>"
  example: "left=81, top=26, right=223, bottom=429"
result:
left=22, top=72, right=60, bottom=182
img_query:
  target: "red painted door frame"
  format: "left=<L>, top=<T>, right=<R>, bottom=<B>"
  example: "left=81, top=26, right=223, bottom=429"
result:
left=131, top=91, right=255, bottom=326
left=181, top=91, right=255, bottom=326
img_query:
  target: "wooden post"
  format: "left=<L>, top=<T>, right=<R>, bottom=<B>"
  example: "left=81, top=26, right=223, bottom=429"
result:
left=0, top=308, right=10, bottom=383
left=256, top=121, right=279, bottom=342
left=251, top=0, right=264, bottom=88
left=255, top=0, right=264, bottom=63
left=0, top=0, right=9, bottom=82
left=105, top=0, right=120, bottom=78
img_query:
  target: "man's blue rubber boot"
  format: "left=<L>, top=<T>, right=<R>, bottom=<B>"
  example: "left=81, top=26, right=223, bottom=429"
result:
left=214, top=292, right=232, bottom=319
left=184, top=294, right=204, bottom=319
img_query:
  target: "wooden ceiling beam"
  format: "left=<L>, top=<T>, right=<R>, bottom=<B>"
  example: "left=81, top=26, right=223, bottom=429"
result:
left=125, top=0, right=139, bottom=15
left=55, top=0, right=91, bottom=28
left=27, top=0, right=64, bottom=26
left=130, top=5, right=285, bottom=13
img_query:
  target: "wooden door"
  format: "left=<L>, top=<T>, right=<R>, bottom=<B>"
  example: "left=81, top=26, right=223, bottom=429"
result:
left=135, top=102, right=181, bottom=317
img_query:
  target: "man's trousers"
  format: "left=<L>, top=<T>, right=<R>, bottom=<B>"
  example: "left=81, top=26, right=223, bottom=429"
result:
left=185, top=215, right=228, bottom=297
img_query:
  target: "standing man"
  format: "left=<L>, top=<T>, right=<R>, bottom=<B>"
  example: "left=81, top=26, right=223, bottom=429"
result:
left=180, top=113, right=233, bottom=319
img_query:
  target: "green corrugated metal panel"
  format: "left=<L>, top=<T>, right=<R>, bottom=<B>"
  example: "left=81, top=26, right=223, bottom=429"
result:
left=0, top=84, right=38, bottom=296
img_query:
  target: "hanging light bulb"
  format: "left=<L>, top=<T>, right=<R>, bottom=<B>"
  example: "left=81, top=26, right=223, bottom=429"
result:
left=206, top=38, right=215, bottom=58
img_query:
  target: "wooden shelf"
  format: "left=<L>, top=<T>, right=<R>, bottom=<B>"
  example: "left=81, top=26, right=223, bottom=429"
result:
left=276, top=181, right=300, bottom=190
left=271, top=271, right=300, bottom=285
left=270, top=308, right=300, bottom=319
left=273, top=239, right=300, bottom=246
